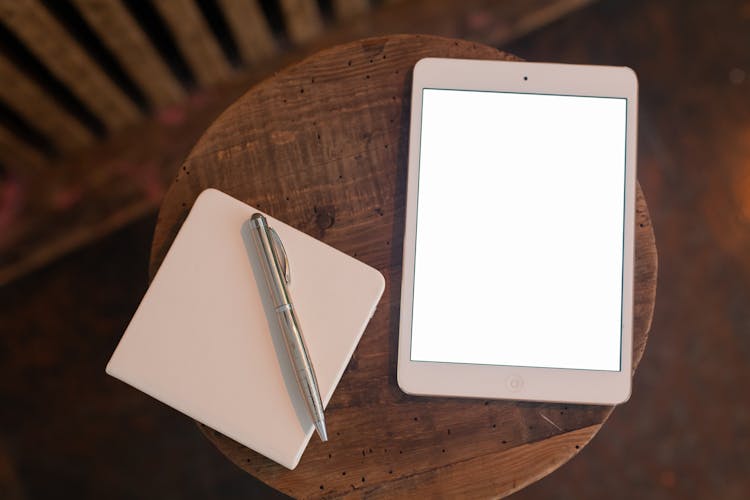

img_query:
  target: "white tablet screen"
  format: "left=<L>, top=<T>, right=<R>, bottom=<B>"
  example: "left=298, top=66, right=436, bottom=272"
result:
left=410, top=89, right=627, bottom=372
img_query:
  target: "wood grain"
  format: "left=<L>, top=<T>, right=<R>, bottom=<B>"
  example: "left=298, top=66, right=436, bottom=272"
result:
left=364, top=424, right=602, bottom=498
left=0, top=53, right=93, bottom=153
left=151, top=0, right=231, bottom=86
left=0, top=0, right=140, bottom=130
left=149, top=35, right=657, bottom=498
left=72, top=0, right=185, bottom=108
left=216, top=0, right=277, bottom=64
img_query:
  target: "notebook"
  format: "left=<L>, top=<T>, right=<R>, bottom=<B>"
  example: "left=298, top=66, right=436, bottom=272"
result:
left=106, top=188, right=385, bottom=469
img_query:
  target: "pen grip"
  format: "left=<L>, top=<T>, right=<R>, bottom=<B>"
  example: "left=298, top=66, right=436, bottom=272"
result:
left=276, top=306, right=325, bottom=418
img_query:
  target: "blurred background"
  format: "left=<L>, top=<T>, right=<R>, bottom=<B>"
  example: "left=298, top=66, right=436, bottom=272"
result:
left=1, top=0, right=748, bottom=498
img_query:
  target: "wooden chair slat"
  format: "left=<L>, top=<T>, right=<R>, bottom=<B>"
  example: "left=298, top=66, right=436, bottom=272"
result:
left=0, top=53, right=93, bottom=153
left=151, top=0, right=231, bottom=86
left=215, top=0, right=277, bottom=64
left=0, top=0, right=141, bottom=131
left=278, top=0, right=324, bottom=45
left=333, top=0, right=369, bottom=20
left=71, top=0, right=185, bottom=109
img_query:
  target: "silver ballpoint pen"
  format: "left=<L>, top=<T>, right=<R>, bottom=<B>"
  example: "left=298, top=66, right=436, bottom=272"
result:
left=248, top=213, right=328, bottom=442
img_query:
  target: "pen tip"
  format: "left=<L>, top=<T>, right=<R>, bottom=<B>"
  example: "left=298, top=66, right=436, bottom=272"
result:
left=315, top=421, right=328, bottom=442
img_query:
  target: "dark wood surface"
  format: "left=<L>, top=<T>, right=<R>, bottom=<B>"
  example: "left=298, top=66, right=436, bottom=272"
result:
left=148, top=35, right=657, bottom=498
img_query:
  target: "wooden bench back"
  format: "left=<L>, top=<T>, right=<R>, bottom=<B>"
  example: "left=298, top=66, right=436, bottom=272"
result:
left=0, top=0, right=372, bottom=175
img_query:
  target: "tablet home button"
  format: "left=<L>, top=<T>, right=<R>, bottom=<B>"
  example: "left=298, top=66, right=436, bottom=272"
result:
left=507, top=375, right=524, bottom=391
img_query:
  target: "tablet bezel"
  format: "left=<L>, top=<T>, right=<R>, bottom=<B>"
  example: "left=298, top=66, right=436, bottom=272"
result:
left=397, top=58, right=638, bottom=405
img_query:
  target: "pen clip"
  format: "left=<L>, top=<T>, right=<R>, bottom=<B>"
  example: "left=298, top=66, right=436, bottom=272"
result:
left=268, top=226, right=291, bottom=284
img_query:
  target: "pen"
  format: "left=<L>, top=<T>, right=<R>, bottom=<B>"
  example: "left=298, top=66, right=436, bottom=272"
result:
left=248, top=213, right=328, bottom=442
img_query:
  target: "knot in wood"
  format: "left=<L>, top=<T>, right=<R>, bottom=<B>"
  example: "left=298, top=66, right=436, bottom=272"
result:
left=315, top=206, right=335, bottom=230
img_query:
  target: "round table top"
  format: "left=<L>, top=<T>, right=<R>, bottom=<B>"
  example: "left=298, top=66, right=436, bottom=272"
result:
left=150, top=35, right=657, bottom=499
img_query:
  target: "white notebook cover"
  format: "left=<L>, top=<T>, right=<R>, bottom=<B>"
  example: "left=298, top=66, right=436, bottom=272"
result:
left=106, top=188, right=385, bottom=469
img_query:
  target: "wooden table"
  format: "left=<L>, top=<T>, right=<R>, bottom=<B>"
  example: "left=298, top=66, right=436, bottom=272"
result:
left=149, top=35, right=657, bottom=499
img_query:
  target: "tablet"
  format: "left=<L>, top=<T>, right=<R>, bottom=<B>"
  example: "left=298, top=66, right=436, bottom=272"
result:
left=397, top=58, right=638, bottom=405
